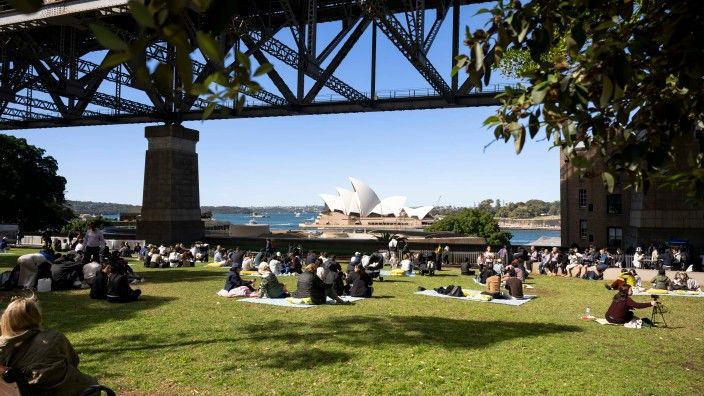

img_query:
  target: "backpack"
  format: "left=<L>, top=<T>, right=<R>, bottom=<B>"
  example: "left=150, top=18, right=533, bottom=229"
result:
left=0, top=265, right=20, bottom=290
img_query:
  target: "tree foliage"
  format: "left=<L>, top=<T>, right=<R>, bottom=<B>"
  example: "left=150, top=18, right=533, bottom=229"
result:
left=455, top=0, right=704, bottom=199
left=60, top=217, right=112, bottom=236
left=426, top=209, right=512, bottom=246
left=0, top=135, right=74, bottom=231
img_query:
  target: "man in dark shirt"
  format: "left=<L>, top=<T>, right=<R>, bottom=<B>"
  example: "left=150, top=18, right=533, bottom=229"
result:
left=294, top=262, right=327, bottom=304
left=346, top=264, right=372, bottom=297
left=230, top=247, right=245, bottom=269
left=504, top=269, right=524, bottom=298
left=50, top=256, right=84, bottom=290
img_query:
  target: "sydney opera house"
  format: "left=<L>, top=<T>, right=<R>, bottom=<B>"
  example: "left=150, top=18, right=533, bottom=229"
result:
left=306, top=178, right=435, bottom=230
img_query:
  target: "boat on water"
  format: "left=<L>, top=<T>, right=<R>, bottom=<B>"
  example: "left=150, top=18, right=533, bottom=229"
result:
left=294, top=212, right=301, bottom=217
left=248, top=219, right=258, bottom=225
left=251, top=212, right=269, bottom=218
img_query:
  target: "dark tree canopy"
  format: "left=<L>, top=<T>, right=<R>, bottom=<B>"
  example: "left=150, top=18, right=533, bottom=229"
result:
left=0, top=134, right=73, bottom=231
left=426, top=208, right=512, bottom=246
left=455, top=0, right=704, bottom=199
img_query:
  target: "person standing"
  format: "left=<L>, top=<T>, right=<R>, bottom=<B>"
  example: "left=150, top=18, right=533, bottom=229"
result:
left=388, top=237, right=398, bottom=255
left=82, top=222, right=105, bottom=264
left=41, top=228, right=52, bottom=248
left=16, top=229, right=24, bottom=246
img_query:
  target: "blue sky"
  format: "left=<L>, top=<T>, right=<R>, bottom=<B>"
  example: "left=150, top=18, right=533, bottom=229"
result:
left=4, top=5, right=559, bottom=207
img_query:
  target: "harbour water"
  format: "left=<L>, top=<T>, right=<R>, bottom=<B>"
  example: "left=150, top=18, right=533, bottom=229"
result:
left=212, top=212, right=559, bottom=245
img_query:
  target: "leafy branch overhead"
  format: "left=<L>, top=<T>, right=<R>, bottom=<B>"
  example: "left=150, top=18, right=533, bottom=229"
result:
left=454, top=0, right=704, bottom=199
left=87, top=0, right=272, bottom=118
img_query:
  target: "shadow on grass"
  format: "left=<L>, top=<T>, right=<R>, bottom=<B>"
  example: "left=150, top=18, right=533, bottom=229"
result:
left=74, top=315, right=582, bottom=371
left=33, top=292, right=178, bottom=334
left=136, top=269, right=227, bottom=284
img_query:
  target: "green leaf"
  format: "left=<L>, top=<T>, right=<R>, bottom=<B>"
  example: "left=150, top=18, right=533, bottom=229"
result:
left=600, top=75, right=613, bottom=108
left=483, top=115, right=500, bottom=126
left=8, top=0, right=42, bottom=13
left=152, top=63, right=174, bottom=100
left=89, top=23, right=128, bottom=51
left=514, top=125, right=526, bottom=154
left=100, top=52, right=131, bottom=69
left=602, top=172, right=615, bottom=192
left=128, top=0, right=155, bottom=29
left=253, top=63, right=273, bottom=77
left=202, top=102, right=215, bottom=120
left=530, top=82, right=549, bottom=104
left=528, top=114, right=539, bottom=138
left=236, top=51, right=251, bottom=73
left=196, top=31, right=223, bottom=67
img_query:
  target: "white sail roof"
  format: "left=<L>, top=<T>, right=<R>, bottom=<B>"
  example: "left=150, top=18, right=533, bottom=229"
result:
left=372, top=196, right=407, bottom=216
left=349, top=177, right=381, bottom=217
left=319, top=194, right=344, bottom=213
left=319, top=178, right=432, bottom=219
left=404, top=206, right=434, bottom=219
left=336, top=187, right=360, bottom=215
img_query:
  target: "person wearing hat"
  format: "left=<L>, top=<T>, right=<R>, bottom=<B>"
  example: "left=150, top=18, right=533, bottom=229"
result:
left=633, top=247, right=645, bottom=269
left=257, top=262, right=288, bottom=298
left=268, top=252, right=282, bottom=275
left=0, top=236, right=8, bottom=253
left=223, top=265, right=256, bottom=293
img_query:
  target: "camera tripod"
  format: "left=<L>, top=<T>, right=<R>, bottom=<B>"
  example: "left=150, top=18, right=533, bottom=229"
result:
left=650, top=301, right=668, bottom=328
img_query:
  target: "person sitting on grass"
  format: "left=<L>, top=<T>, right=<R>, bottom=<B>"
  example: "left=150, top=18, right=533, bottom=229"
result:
left=346, top=264, right=373, bottom=297
left=257, top=263, right=288, bottom=298
left=90, top=264, right=109, bottom=300
left=605, top=284, right=658, bottom=324
left=106, top=262, right=141, bottom=303
left=322, top=256, right=345, bottom=297
left=211, top=248, right=229, bottom=267
left=0, top=236, right=8, bottom=253
left=294, top=262, right=336, bottom=305
left=503, top=269, right=524, bottom=299
left=0, top=296, right=100, bottom=395
left=400, top=253, right=413, bottom=276
left=651, top=268, right=671, bottom=290
left=480, top=271, right=503, bottom=299
left=478, top=264, right=494, bottom=285
left=566, top=247, right=584, bottom=277
left=51, top=254, right=87, bottom=290
left=671, top=272, right=700, bottom=291
left=606, top=269, right=637, bottom=290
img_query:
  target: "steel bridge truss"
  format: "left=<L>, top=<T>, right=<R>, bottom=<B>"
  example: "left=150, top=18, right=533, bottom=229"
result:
left=0, top=0, right=501, bottom=130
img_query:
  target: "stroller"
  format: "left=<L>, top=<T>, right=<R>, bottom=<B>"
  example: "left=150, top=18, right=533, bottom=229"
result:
left=415, top=253, right=435, bottom=276
left=196, top=243, right=209, bottom=263
left=365, top=252, right=385, bottom=280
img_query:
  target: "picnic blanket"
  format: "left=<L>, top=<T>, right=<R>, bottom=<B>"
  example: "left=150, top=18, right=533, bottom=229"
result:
left=632, top=289, right=704, bottom=298
left=380, top=270, right=415, bottom=277
left=238, top=296, right=364, bottom=308
left=414, top=289, right=536, bottom=306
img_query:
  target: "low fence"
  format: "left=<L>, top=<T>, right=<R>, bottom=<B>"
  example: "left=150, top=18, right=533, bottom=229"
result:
left=18, top=235, right=145, bottom=250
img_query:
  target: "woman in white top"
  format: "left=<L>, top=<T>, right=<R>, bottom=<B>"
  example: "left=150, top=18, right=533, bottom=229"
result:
left=168, top=250, right=182, bottom=268
left=633, top=247, right=645, bottom=268
left=400, top=253, right=412, bottom=275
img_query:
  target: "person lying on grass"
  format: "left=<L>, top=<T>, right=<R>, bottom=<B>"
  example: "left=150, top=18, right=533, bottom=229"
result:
left=257, top=263, right=289, bottom=299
left=0, top=296, right=100, bottom=395
left=671, top=272, right=700, bottom=292
left=605, top=268, right=637, bottom=291
left=605, top=284, right=657, bottom=324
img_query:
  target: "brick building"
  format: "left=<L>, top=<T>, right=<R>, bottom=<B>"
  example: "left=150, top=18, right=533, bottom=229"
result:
left=560, top=149, right=704, bottom=251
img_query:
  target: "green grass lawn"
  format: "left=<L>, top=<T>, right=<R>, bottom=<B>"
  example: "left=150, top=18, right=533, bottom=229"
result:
left=1, top=248, right=703, bottom=395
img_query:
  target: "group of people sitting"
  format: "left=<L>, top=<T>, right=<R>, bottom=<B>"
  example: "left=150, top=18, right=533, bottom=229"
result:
left=138, top=242, right=209, bottom=268
left=14, top=247, right=143, bottom=303
left=474, top=259, right=527, bottom=299
left=218, top=250, right=374, bottom=303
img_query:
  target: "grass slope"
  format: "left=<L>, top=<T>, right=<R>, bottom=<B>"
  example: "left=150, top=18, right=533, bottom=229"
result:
left=1, top=248, right=702, bottom=395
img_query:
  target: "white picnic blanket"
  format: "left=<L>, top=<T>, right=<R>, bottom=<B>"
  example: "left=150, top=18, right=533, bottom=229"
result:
left=632, top=290, right=704, bottom=298
left=414, top=290, right=536, bottom=306
left=238, top=296, right=364, bottom=308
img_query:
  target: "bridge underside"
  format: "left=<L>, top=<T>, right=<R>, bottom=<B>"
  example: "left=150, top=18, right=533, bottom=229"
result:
left=0, top=0, right=503, bottom=131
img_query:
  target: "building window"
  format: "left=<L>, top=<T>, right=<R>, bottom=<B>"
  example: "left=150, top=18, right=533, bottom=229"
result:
left=607, top=194, right=622, bottom=214
left=578, top=189, right=587, bottom=208
left=608, top=227, right=623, bottom=247
left=579, top=220, right=587, bottom=240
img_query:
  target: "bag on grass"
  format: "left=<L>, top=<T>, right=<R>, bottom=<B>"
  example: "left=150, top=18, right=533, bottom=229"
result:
left=37, top=278, right=52, bottom=292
